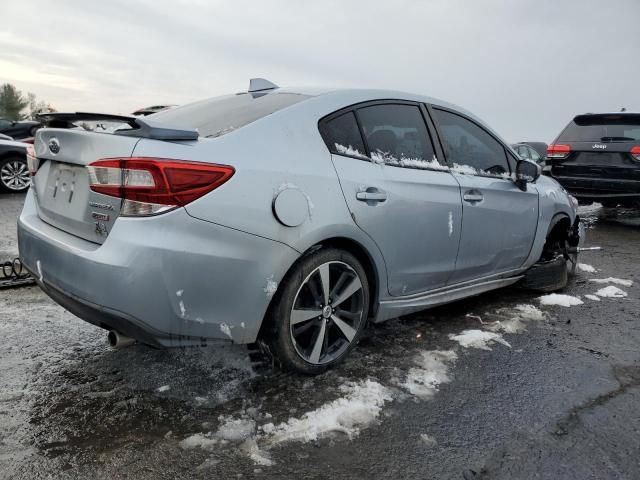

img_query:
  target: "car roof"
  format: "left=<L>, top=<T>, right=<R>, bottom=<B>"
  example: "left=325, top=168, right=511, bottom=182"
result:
left=276, top=86, right=506, bottom=145
left=279, top=86, right=469, bottom=113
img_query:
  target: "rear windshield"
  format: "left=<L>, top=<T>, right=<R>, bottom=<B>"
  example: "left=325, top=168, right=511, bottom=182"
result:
left=150, top=92, right=310, bottom=138
left=558, top=114, right=640, bottom=142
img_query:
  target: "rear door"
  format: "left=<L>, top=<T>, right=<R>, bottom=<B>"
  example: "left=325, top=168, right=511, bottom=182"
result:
left=430, top=107, right=539, bottom=284
left=321, top=101, right=462, bottom=296
left=548, top=114, right=640, bottom=195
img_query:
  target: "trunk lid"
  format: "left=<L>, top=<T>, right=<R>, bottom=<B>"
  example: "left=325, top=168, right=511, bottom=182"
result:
left=32, top=128, right=140, bottom=244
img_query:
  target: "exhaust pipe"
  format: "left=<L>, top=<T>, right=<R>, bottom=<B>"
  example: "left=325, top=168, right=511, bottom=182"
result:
left=107, top=330, right=135, bottom=349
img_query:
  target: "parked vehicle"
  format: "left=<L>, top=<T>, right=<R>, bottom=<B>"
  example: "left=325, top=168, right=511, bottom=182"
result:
left=132, top=105, right=176, bottom=116
left=0, top=138, right=30, bottom=192
left=545, top=113, right=640, bottom=207
left=18, top=80, right=581, bottom=373
left=512, top=143, right=545, bottom=164
left=0, top=118, right=41, bottom=139
left=517, top=141, right=548, bottom=158
left=0, top=133, right=13, bottom=141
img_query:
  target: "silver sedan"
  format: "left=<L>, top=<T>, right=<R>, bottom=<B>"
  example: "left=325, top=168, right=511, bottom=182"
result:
left=18, top=79, right=581, bottom=373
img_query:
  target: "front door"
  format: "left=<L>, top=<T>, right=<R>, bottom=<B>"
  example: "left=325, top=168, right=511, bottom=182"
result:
left=320, top=103, right=462, bottom=296
left=431, top=107, right=539, bottom=284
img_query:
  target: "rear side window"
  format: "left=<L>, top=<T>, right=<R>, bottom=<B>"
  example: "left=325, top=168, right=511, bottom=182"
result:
left=558, top=114, right=640, bottom=142
left=151, top=92, right=310, bottom=138
left=433, top=109, right=510, bottom=176
left=356, top=104, right=439, bottom=167
left=320, top=112, right=366, bottom=157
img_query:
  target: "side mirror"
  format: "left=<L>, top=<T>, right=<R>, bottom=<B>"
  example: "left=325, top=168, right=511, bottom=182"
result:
left=515, top=160, right=541, bottom=191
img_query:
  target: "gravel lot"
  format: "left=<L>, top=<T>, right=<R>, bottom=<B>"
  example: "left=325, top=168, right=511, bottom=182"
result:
left=1, top=193, right=639, bottom=479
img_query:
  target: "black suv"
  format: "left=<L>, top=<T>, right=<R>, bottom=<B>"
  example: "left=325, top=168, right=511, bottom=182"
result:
left=545, top=113, right=640, bottom=207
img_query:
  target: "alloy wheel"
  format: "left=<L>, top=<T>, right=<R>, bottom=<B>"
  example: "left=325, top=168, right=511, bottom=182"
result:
left=1, top=160, right=29, bottom=191
left=289, top=261, right=365, bottom=365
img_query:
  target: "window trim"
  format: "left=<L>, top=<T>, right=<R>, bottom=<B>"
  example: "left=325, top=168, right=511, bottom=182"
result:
left=318, top=99, right=448, bottom=172
left=427, top=104, right=514, bottom=178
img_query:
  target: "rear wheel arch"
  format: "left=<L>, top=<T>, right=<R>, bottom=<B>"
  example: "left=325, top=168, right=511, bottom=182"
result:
left=258, top=236, right=380, bottom=341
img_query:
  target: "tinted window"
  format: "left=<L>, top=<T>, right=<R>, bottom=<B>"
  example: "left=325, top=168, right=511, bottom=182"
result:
left=150, top=92, right=309, bottom=138
left=0, top=119, right=11, bottom=129
left=433, top=109, right=509, bottom=176
left=558, top=114, right=640, bottom=142
left=356, top=104, right=440, bottom=168
left=320, top=111, right=366, bottom=157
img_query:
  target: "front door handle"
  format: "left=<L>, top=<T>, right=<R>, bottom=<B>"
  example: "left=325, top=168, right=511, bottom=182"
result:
left=356, top=188, right=387, bottom=203
left=463, top=190, right=484, bottom=203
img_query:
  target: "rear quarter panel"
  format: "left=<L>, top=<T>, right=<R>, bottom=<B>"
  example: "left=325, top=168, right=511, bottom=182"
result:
left=131, top=94, right=391, bottom=299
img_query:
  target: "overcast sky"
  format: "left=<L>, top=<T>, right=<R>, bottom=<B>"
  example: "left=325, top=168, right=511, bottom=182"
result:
left=1, top=0, right=638, bottom=142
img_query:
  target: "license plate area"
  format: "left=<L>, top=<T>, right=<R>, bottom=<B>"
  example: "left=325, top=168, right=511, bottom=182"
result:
left=45, top=162, right=89, bottom=218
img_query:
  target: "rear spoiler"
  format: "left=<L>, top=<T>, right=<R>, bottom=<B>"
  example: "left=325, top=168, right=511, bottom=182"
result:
left=36, top=112, right=199, bottom=141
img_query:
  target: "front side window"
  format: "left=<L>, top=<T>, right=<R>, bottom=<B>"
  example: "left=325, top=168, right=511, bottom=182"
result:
left=355, top=104, right=443, bottom=169
left=433, top=109, right=510, bottom=177
left=320, top=111, right=366, bottom=158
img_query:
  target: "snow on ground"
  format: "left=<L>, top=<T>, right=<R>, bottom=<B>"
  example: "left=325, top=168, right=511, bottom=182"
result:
left=538, top=293, right=584, bottom=307
left=399, top=350, right=457, bottom=399
left=420, top=434, right=437, bottom=446
left=181, top=379, right=393, bottom=465
left=487, top=304, right=547, bottom=334
left=449, top=330, right=511, bottom=351
left=514, top=304, right=547, bottom=321
left=263, top=379, right=392, bottom=443
left=578, top=263, right=597, bottom=273
left=595, top=286, right=628, bottom=298
left=584, top=294, right=601, bottom=301
left=216, top=416, right=257, bottom=442
left=577, top=203, right=602, bottom=216
left=589, top=277, right=633, bottom=287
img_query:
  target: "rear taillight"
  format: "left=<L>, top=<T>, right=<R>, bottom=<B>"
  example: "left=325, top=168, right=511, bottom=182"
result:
left=546, top=144, right=571, bottom=159
left=26, top=145, right=39, bottom=176
left=87, top=158, right=234, bottom=216
left=631, top=146, right=640, bottom=161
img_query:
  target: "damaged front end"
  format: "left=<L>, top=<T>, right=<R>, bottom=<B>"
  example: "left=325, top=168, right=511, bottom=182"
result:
left=519, top=215, right=585, bottom=292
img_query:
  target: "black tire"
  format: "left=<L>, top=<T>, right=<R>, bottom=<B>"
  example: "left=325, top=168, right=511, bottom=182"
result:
left=262, top=248, right=370, bottom=375
left=0, top=156, right=30, bottom=193
left=29, top=126, right=40, bottom=137
left=519, top=255, right=568, bottom=292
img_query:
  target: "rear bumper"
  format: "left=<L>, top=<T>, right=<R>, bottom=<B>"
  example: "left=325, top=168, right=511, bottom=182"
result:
left=551, top=175, right=640, bottom=200
left=17, top=190, right=300, bottom=346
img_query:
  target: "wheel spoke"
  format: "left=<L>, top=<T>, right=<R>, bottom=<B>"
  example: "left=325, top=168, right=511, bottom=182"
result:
left=309, top=320, right=326, bottom=364
left=335, top=309, right=359, bottom=321
left=291, top=308, right=322, bottom=325
left=331, top=314, right=356, bottom=342
left=332, top=276, right=362, bottom=307
left=318, top=263, right=330, bottom=305
left=329, top=271, right=348, bottom=300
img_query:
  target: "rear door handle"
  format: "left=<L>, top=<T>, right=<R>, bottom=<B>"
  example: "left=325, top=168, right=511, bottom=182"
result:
left=463, top=191, right=483, bottom=203
left=356, top=188, right=387, bottom=203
